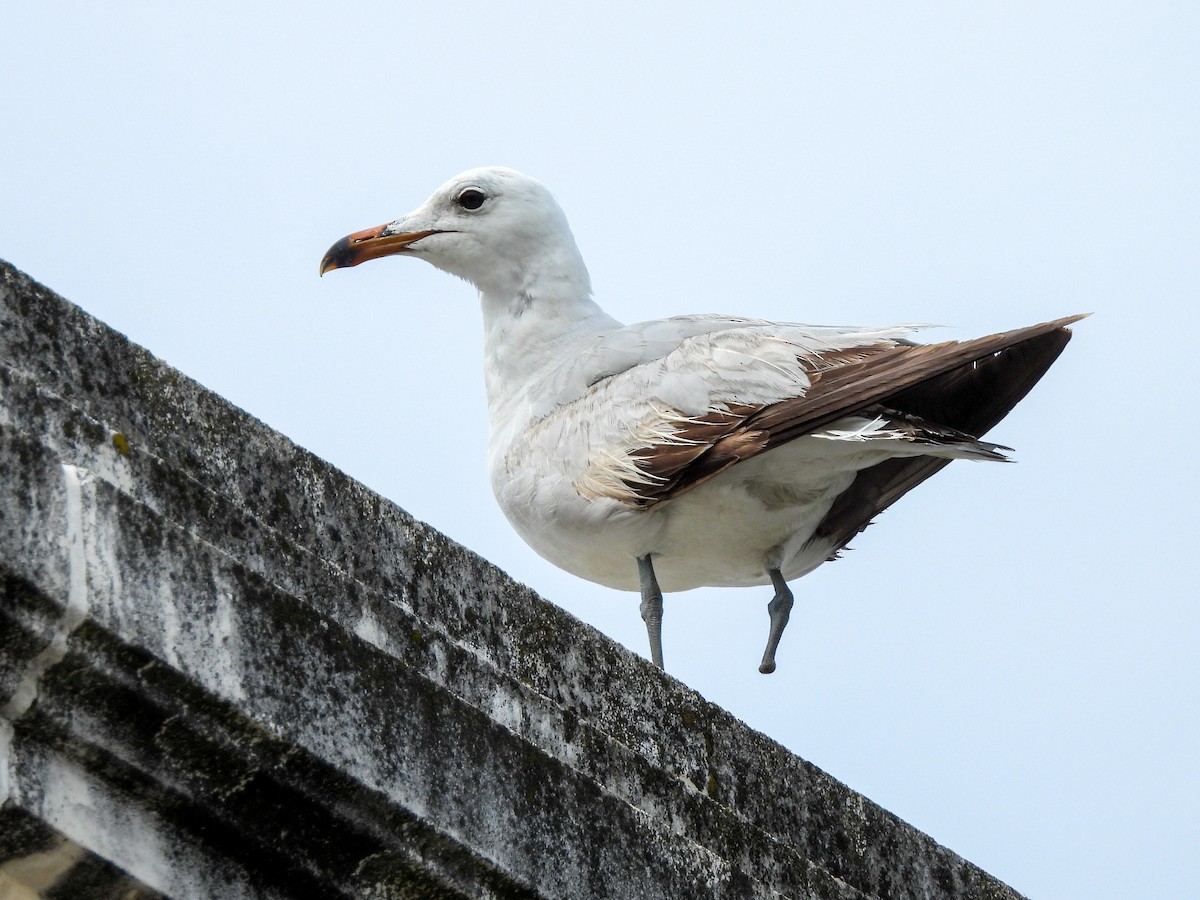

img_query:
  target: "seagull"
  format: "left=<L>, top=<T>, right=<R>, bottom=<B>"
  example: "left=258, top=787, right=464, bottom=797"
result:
left=321, top=167, right=1082, bottom=674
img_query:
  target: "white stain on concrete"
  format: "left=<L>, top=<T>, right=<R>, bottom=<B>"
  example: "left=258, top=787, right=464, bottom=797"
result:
left=35, top=751, right=261, bottom=899
left=353, top=609, right=387, bottom=651
left=209, top=581, right=245, bottom=703
left=0, top=465, right=93, bottom=722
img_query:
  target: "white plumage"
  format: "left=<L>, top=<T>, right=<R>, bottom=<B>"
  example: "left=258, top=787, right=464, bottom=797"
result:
left=321, top=166, right=1081, bottom=673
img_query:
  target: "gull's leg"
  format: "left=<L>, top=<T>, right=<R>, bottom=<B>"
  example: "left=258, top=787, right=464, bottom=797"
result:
left=637, top=554, right=665, bottom=669
left=758, top=568, right=794, bottom=675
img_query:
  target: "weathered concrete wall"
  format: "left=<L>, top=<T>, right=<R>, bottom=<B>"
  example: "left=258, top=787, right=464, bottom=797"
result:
left=0, top=258, right=1026, bottom=899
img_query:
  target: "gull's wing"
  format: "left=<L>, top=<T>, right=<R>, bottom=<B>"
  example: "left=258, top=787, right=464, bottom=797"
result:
left=569, top=314, right=1085, bottom=508
left=811, top=315, right=1083, bottom=558
left=527, top=315, right=921, bottom=417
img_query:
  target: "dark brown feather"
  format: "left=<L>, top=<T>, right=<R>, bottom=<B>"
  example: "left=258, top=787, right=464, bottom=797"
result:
left=811, top=320, right=1081, bottom=557
left=622, top=315, right=1084, bottom=508
left=628, top=405, right=758, bottom=494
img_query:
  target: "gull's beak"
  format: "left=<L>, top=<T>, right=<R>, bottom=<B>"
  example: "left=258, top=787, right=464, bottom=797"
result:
left=319, top=224, right=441, bottom=276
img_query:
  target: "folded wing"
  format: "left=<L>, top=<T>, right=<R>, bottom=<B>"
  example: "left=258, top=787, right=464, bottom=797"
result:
left=571, top=315, right=1085, bottom=515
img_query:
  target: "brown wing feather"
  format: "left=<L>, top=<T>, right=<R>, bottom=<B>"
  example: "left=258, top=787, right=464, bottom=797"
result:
left=621, top=314, right=1085, bottom=507
left=626, top=405, right=761, bottom=498
left=744, top=314, right=1086, bottom=445
left=809, top=319, right=1081, bottom=558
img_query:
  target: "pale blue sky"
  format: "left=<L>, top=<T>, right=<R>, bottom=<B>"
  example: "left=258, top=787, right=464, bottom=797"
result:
left=3, top=3, right=1198, bottom=897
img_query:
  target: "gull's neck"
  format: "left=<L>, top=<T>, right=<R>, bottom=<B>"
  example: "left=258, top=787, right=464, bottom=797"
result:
left=478, top=247, right=620, bottom=420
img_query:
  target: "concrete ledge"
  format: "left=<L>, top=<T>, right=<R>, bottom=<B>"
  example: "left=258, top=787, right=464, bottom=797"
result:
left=0, top=258, right=1025, bottom=899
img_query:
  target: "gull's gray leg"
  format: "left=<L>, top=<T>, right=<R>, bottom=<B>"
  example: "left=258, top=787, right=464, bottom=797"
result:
left=759, top=568, right=794, bottom=675
left=637, top=554, right=665, bottom=669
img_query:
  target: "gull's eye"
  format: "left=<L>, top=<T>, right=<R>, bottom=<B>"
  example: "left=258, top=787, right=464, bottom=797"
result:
left=457, top=188, right=486, bottom=211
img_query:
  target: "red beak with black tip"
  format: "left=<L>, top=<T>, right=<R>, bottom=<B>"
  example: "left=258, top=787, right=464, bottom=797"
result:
left=319, top=224, right=443, bottom=276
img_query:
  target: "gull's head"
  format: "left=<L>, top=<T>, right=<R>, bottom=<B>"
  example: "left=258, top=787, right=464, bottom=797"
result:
left=320, top=166, right=590, bottom=300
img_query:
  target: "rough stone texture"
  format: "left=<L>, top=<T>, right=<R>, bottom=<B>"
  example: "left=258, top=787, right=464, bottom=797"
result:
left=0, top=257, right=1027, bottom=900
